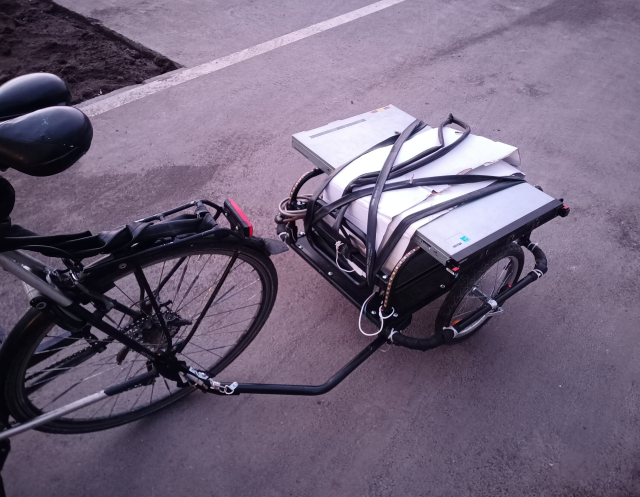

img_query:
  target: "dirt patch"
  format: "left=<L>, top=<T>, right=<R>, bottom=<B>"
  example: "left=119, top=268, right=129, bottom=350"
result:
left=0, top=0, right=179, bottom=104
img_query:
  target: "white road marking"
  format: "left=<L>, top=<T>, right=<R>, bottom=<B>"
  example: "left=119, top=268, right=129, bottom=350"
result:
left=78, top=0, right=406, bottom=117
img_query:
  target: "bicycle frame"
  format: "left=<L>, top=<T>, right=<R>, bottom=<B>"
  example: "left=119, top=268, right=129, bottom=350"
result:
left=0, top=251, right=73, bottom=307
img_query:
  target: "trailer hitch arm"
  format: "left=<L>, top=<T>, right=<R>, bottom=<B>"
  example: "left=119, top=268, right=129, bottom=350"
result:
left=207, top=334, right=387, bottom=396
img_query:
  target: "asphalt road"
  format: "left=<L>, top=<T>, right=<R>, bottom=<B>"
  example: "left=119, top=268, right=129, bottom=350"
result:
left=1, top=0, right=640, bottom=495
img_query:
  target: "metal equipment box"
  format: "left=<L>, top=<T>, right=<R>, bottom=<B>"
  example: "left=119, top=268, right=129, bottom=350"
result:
left=292, top=105, right=418, bottom=173
left=413, top=183, right=560, bottom=266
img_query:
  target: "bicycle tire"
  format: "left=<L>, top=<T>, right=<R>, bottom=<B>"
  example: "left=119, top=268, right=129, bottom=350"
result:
left=434, top=244, right=524, bottom=342
left=0, top=241, right=278, bottom=434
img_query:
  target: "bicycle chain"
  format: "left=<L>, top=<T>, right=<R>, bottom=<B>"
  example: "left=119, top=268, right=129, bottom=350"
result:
left=24, top=340, right=104, bottom=385
left=25, top=313, right=184, bottom=387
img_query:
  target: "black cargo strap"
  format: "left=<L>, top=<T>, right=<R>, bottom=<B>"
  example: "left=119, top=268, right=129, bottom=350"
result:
left=371, top=179, right=524, bottom=276
left=364, top=119, right=421, bottom=285
left=311, top=174, right=525, bottom=228
left=330, top=114, right=466, bottom=244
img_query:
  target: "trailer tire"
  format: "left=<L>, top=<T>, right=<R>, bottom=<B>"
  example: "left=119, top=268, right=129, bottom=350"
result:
left=435, top=244, right=525, bottom=342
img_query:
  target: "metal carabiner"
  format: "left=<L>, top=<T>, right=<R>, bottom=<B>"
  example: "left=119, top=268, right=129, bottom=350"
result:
left=212, top=381, right=238, bottom=395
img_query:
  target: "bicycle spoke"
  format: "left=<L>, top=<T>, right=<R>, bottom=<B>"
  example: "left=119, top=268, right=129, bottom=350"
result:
left=104, top=313, right=120, bottom=326
left=47, top=364, right=122, bottom=408
left=175, top=285, right=212, bottom=313
left=27, top=356, right=147, bottom=379
left=38, top=356, right=121, bottom=408
left=210, top=278, right=260, bottom=307
left=113, top=283, right=150, bottom=317
left=184, top=277, right=259, bottom=323
left=176, top=351, right=208, bottom=371
left=108, top=361, right=138, bottom=417
left=108, top=394, right=121, bottom=418
left=175, top=260, right=250, bottom=312
left=200, top=302, right=261, bottom=320
left=156, top=257, right=186, bottom=295
left=33, top=336, right=113, bottom=355
left=89, top=395, right=117, bottom=420
left=162, top=378, right=172, bottom=395
left=197, top=316, right=256, bottom=335
left=116, top=309, right=130, bottom=329
left=172, top=256, right=191, bottom=303
left=25, top=348, right=108, bottom=392
left=176, top=254, right=214, bottom=309
left=157, top=261, right=166, bottom=292
left=185, top=339, right=236, bottom=352
left=130, top=379, right=151, bottom=412
left=451, top=256, right=519, bottom=326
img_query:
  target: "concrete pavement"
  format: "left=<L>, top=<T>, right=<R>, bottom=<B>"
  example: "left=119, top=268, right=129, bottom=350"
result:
left=55, top=0, right=379, bottom=67
left=1, top=0, right=639, bottom=495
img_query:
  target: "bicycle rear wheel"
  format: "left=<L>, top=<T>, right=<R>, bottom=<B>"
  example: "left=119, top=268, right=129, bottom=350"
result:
left=0, top=242, right=277, bottom=434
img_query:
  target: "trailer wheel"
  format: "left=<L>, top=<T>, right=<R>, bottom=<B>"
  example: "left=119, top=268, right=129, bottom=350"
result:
left=435, top=244, right=525, bottom=342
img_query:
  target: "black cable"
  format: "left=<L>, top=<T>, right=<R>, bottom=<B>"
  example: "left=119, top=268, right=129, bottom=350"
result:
left=339, top=114, right=471, bottom=284
left=303, top=121, right=428, bottom=238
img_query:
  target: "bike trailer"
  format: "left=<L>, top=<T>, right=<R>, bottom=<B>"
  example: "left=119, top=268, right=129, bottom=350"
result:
left=277, top=106, right=569, bottom=347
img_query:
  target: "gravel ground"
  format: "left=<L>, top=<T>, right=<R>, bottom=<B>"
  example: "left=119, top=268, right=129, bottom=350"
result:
left=0, top=0, right=178, bottom=103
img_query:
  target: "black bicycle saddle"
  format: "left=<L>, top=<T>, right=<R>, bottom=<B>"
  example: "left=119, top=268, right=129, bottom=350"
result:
left=0, top=106, right=93, bottom=177
left=0, top=73, right=71, bottom=122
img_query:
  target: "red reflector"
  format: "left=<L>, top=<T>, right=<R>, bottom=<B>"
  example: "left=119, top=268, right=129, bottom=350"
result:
left=227, top=198, right=253, bottom=236
left=452, top=267, right=460, bottom=272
